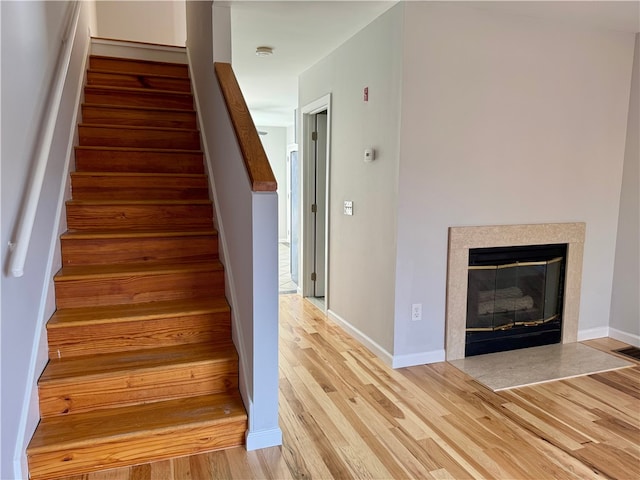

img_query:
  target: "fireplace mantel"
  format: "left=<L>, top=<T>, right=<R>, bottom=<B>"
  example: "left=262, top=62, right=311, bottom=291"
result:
left=445, top=223, right=586, bottom=360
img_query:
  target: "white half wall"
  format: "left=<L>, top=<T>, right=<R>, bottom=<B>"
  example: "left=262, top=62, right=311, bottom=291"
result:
left=394, top=2, right=636, bottom=360
left=610, top=33, right=640, bottom=345
left=258, top=126, right=287, bottom=242
left=298, top=4, right=403, bottom=354
left=95, top=0, right=186, bottom=46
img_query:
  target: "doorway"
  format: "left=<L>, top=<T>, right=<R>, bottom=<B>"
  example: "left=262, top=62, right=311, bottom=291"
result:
left=301, top=95, right=331, bottom=308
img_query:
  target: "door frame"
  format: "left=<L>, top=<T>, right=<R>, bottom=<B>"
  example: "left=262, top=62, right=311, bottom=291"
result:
left=300, top=94, right=331, bottom=309
left=285, top=143, right=298, bottom=245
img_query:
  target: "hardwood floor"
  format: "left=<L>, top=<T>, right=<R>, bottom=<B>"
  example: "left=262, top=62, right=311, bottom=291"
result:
left=57, top=295, right=639, bottom=480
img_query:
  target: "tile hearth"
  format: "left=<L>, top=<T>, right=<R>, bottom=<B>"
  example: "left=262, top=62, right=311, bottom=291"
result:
left=449, top=343, right=633, bottom=391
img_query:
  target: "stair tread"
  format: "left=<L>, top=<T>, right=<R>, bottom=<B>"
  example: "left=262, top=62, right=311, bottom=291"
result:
left=75, top=145, right=203, bottom=154
left=85, top=84, right=192, bottom=97
left=88, top=69, right=190, bottom=82
left=28, top=392, right=246, bottom=454
left=70, top=172, right=206, bottom=178
left=67, top=199, right=211, bottom=205
left=83, top=102, right=196, bottom=114
left=79, top=123, right=199, bottom=133
left=40, top=342, right=237, bottom=383
left=55, top=261, right=223, bottom=281
left=48, top=298, right=229, bottom=328
left=61, top=228, right=216, bottom=239
left=90, top=54, right=189, bottom=68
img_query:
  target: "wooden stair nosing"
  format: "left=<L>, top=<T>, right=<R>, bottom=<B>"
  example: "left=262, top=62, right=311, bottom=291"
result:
left=88, top=68, right=192, bottom=82
left=70, top=171, right=207, bottom=179
left=82, top=102, right=196, bottom=115
left=88, top=55, right=190, bottom=78
left=75, top=145, right=203, bottom=154
left=84, top=84, right=193, bottom=98
left=47, top=298, right=230, bottom=328
left=78, top=123, right=200, bottom=135
left=60, top=228, right=217, bottom=240
left=54, top=261, right=223, bottom=282
left=66, top=199, right=212, bottom=206
left=40, top=342, right=237, bottom=383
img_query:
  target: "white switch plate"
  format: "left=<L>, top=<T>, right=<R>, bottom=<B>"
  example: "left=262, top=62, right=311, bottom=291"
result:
left=411, top=304, right=422, bottom=321
left=344, top=201, right=353, bottom=216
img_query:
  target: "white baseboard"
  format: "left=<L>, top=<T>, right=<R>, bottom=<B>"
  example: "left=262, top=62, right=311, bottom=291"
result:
left=609, top=328, right=640, bottom=347
left=392, top=349, right=446, bottom=368
left=326, top=310, right=444, bottom=368
left=245, top=427, right=283, bottom=451
left=327, top=310, right=394, bottom=366
left=577, top=326, right=610, bottom=342
left=91, top=38, right=187, bottom=63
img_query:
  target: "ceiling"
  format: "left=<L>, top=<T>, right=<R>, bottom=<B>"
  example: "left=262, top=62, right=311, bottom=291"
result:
left=229, top=1, right=397, bottom=127
left=227, top=1, right=640, bottom=128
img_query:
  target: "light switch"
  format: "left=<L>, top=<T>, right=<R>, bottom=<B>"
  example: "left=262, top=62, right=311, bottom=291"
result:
left=344, top=201, right=353, bottom=216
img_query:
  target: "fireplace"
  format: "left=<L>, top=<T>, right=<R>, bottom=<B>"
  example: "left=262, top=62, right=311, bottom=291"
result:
left=465, top=243, right=567, bottom=356
left=445, top=223, right=586, bottom=361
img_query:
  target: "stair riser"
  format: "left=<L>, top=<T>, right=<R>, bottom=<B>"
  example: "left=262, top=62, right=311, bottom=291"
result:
left=81, top=105, right=197, bottom=129
left=70, top=175, right=209, bottom=201
left=85, top=87, right=193, bottom=110
left=87, top=71, right=192, bottom=92
left=75, top=148, right=204, bottom=174
left=27, top=418, right=246, bottom=480
left=55, top=270, right=224, bottom=308
left=38, top=361, right=238, bottom=417
left=89, top=56, right=190, bottom=78
left=66, top=203, right=213, bottom=230
left=47, top=312, right=231, bottom=359
left=62, top=235, right=217, bottom=266
left=79, top=125, right=200, bottom=150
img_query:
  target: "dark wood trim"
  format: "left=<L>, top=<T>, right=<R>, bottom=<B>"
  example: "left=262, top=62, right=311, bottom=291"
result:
left=214, top=62, right=277, bottom=192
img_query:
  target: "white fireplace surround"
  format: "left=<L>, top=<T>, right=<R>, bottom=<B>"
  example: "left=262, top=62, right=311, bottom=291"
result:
left=445, top=223, right=586, bottom=360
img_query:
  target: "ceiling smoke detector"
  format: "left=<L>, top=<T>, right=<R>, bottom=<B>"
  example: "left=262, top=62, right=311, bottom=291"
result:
left=255, top=46, right=274, bottom=57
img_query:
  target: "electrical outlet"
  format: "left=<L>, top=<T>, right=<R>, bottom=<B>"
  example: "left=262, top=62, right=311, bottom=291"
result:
left=411, top=303, right=422, bottom=321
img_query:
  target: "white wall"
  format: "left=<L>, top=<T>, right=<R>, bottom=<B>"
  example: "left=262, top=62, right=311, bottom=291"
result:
left=258, top=126, right=288, bottom=241
left=394, top=3, right=635, bottom=361
left=96, top=0, right=186, bottom=46
left=1, top=1, right=96, bottom=477
left=610, top=33, right=640, bottom=344
left=299, top=5, right=403, bottom=355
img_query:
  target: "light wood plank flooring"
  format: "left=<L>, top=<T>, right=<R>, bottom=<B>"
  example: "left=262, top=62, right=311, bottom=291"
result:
left=57, top=295, right=639, bottom=479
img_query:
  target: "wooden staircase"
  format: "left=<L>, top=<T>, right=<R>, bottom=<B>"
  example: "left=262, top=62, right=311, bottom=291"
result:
left=27, top=54, right=247, bottom=480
